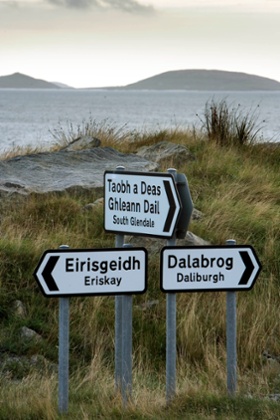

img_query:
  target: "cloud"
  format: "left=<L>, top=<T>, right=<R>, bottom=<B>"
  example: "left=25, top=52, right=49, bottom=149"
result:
left=47, top=0, right=154, bottom=13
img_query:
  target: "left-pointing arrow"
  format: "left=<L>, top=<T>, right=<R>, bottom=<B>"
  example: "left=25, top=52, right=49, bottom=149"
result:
left=42, top=256, right=60, bottom=291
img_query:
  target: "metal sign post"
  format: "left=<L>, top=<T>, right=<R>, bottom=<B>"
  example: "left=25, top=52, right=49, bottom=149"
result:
left=114, top=166, right=125, bottom=392
left=121, top=243, right=133, bottom=405
left=166, top=169, right=178, bottom=404
left=226, top=239, right=237, bottom=395
left=58, top=296, right=69, bottom=413
left=58, top=245, right=70, bottom=415
left=166, top=234, right=177, bottom=404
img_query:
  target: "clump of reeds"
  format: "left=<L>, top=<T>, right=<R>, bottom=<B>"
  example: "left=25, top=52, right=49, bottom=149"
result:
left=198, top=99, right=263, bottom=146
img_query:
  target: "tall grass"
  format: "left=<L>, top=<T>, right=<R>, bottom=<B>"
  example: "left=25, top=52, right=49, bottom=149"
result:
left=198, top=99, right=264, bottom=146
left=48, top=116, right=132, bottom=150
left=0, top=119, right=279, bottom=417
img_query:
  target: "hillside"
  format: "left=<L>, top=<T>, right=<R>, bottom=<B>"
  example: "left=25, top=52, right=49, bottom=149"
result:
left=0, top=127, right=279, bottom=418
left=123, top=69, right=280, bottom=91
left=0, top=72, right=61, bottom=89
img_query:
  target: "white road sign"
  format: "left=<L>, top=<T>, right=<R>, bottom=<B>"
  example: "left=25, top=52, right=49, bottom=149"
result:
left=34, top=248, right=147, bottom=297
left=161, top=246, right=261, bottom=292
left=104, top=171, right=182, bottom=238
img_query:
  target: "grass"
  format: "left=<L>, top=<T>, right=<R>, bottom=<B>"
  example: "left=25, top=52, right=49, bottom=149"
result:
left=198, top=99, right=264, bottom=146
left=0, top=112, right=279, bottom=418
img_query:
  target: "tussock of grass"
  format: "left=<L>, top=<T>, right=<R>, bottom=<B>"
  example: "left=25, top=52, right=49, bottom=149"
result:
left=0, top=115, right=279, bottom=418
left=199, top=99, right=264, bottom=146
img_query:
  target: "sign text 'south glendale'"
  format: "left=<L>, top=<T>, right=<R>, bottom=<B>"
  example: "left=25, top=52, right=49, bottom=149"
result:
left=104, top=171, right=181, bottom=238
left=161, top=246, right=262, bottom=292
left=34, top=248, right=147, bottom=297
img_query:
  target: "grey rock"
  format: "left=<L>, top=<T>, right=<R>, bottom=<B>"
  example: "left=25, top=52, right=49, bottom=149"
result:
left=262, top=350, right=280, bottom=363
left=268, top=394, right=280, bottom=402
left=0, top=353, right=57, bottom=380
left=124, top=231, right=210, bottom=254
left=62, top=135, right=101, bottom=151
left=12, top=300, right=27, bottom=319
left=20, top=326, right=42, bottom=342
left=136, top=141, right=195, bottom=168
left=0, top=147, right=158, bottom=196
left=191, top=208, right=204, bottom=220
left=83, top=197, right=104, bottom=211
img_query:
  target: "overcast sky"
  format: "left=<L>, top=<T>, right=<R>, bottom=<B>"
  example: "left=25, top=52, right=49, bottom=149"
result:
left=1, top=0, right=280, bottom=88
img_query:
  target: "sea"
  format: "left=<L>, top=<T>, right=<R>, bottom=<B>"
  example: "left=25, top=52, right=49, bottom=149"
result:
left=0, top=89, right=280, bottom=153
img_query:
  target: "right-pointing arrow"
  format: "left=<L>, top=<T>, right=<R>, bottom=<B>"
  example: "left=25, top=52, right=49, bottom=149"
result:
left=42, top=256, right=60, bottom=291
left=163, top=180, right=176, bottom=233
left=239, top=251, right=254, bottom=285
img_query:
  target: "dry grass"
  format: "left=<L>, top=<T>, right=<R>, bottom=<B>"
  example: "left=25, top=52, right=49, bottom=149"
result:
left=0, top=124, right=279, bottom=417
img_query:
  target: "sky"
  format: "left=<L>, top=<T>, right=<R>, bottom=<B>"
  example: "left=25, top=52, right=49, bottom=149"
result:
left=1, top=0, right=280, bottom=88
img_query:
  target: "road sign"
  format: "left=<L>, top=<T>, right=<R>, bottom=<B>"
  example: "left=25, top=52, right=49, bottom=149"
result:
left=34, top=248, right=147, bottom=297
left=104, top=171, right=182, bottom=238
left=161, top=246, right=262, bottom=292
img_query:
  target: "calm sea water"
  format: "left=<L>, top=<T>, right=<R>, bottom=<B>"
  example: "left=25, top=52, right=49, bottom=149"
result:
left=0, top=89, right=279, bottom=152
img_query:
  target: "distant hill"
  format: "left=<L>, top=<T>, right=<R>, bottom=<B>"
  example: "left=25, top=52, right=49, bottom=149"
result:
left=0, top=73, right=62, bottom=89
left=52, top=81, right=74, bottom=89
left=123, top=70, right=280, bottom=91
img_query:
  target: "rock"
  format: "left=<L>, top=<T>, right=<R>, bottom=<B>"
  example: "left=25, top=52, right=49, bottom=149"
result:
left=12, top=300, right=27, bottom=319
left=136, top=141, right=195, bottom=168
left=0, top=353, right=57, bottom=380
left=0, top=147, right=158, bottom=196
left=268, top=394, right=280, bottom=402
left=124, top=231, right=210, bottom=254
left=83, top=197, right=104, bottom=211
left=20, top=326, right=42, bottom=342
left=262, top=350, right=280, bottom=363
left=62, top=135, right=101, bottom=151
left=191, top=208, right=204, bottom=220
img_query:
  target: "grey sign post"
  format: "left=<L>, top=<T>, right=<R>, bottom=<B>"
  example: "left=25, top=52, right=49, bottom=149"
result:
left=121, top=245, right=133, bottom=405
left=226, top=239, right=237, bottom=395
left=114, top=166, right=125, bottom=392
left=166, top=169, right=178, bottom=404
left=58, top=245, right=70, bottom=414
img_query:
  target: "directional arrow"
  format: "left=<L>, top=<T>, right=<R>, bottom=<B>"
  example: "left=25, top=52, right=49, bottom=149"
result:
left=163, top=180, right=176, bottom=233
left=42, top=256, right=59, bottom=291
left=160, top=245, right=262, bottom=293
left=239, top=251, right=254, bottom=285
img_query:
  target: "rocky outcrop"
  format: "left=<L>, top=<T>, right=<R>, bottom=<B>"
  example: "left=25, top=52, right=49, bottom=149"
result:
left=124, top=231, right=210, bottom=254
left=0, top=147, right=158, bottom=195
left=0, top=140, right=197, bottom=196
left=136, top=141, right=195, bottom=168
left=61, top=135, right=101, bottom=151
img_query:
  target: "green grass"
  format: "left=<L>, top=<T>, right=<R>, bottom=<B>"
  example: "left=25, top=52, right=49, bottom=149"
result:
left=0, top=117, right=279, bottom=418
